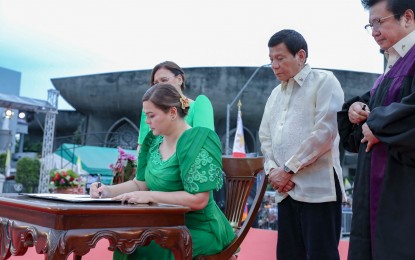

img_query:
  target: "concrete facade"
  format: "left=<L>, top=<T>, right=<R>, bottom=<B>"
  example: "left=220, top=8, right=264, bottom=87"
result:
left=47, top=66, right=380, bottom=153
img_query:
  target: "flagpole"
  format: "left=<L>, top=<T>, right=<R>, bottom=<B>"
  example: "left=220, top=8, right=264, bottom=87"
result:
left=225, top=64, right=270, bottom=155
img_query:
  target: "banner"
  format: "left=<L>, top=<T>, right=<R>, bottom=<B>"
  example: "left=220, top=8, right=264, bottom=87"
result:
left=76, top=156, right=83, bottom=175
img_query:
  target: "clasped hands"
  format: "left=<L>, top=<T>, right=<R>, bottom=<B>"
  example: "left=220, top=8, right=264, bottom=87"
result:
left=268, top=167, right=295, bottom=193
left=348, top=101, right=379, bottom=152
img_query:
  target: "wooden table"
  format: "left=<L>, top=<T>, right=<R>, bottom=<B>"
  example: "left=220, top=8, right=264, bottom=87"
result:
left=0, top=194, right=192, bottom=260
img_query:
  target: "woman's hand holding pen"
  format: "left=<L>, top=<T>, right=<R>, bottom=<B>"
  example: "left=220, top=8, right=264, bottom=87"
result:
left=89, top=182, right=111, bottom=198
left=348, top=101, right=370, bottom=124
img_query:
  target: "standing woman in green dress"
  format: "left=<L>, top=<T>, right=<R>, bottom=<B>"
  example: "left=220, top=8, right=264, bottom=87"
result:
left=137, top=61, right=215, bottom=152
left=91, top=83, right=235, bottom=260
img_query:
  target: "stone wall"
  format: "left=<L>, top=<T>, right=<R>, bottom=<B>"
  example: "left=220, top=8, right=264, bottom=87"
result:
left=41, top=66, right=380, bottom=153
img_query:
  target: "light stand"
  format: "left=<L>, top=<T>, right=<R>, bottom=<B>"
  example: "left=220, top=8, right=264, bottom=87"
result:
left=225, top=64, right=270, bottom=155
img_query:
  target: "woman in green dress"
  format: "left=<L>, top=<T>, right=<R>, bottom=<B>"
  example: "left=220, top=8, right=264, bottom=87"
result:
left=137, top=61, right=215, bottom=149
left=91, top=83, right=235, bottom=260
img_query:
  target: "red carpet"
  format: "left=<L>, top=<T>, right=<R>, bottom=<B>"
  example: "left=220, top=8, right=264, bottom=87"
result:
left=9, top=228, right=348, bottom=259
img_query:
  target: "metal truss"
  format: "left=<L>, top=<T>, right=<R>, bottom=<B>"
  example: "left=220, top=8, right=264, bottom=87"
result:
left=38, top=89, right=59, bottom=193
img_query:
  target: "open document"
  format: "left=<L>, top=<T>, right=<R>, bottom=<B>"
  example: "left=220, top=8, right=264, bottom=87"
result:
left=22, top=193, right=118, bottom=203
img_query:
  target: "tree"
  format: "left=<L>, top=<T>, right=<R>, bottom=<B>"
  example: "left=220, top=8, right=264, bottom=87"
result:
left=15, top=157, right=41, bottom=193
left=0, top=153, right=6, bottom=174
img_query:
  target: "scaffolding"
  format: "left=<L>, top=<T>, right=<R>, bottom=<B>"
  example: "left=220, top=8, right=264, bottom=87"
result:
left=0, top=90, right=59, bottom=193
left=38, top=90, right=59, bottom=193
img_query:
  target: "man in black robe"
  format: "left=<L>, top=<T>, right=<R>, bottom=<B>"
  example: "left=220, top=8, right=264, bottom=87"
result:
left=337, top=0, right=415, bottom=259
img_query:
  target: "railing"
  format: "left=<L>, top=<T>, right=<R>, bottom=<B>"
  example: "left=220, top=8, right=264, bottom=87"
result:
left=53, top=131, right=138, bottom=151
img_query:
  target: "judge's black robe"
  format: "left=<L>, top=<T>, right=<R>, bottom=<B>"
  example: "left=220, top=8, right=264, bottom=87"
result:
left=338, top=45, right=415, bottom=260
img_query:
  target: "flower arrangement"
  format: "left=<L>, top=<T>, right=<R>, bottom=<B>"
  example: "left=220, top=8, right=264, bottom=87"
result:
left=49, top=169, right=85, bottom=191
left=110, top=147, right=137, bottom=184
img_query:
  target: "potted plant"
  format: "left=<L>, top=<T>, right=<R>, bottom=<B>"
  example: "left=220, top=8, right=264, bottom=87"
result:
left=49, top=169, right=85, bottom=194
left=110, top=147, right=137, bottom=184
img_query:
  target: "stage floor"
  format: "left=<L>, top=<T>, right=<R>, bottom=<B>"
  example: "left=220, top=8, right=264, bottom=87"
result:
left=9, top=228, right=349, bottom=259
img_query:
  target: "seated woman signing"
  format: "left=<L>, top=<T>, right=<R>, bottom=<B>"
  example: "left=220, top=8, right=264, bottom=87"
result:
left=90, top=83, right=235, bottom=260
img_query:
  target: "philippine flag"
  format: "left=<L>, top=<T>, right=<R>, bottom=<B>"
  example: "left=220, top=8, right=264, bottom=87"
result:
left=232, top=104, right=246, bottom=158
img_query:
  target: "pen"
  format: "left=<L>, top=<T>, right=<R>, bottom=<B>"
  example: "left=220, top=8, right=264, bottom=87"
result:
left=97, top=174, right=102, bottom=199
left=362, top=104, right=366, bottom=111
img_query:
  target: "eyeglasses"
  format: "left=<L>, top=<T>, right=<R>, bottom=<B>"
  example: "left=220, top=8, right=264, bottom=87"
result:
left=364, top=14, right=399, bottom=33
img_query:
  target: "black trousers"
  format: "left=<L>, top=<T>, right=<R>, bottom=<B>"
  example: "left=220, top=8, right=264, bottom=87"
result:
left=277, top=173, right=342, bottom=260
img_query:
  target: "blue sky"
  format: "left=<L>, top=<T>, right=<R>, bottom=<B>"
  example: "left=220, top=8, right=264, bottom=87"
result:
left=0, top=0, right=383, bottom=110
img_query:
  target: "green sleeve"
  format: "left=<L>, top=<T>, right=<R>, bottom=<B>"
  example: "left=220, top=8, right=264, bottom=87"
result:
left=176, top=127, right=223, bottom=194
left=136, top=131, right=156, bottom=181
left=187, top=95, right=215, bottom=131
left=138, top=109, right=150, bottom=145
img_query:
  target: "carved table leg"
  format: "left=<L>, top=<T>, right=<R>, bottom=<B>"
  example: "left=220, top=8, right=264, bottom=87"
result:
left=0, top=218, right=12, bottom=260
left=171, top=227, right=192, bottom=260
left=153, top=227, right=192, bottom=260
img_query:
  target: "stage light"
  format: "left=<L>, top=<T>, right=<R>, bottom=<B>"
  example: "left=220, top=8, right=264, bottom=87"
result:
left=4, top=109, right=14, bottom=118
left=18, top=112, right=26, bottom=119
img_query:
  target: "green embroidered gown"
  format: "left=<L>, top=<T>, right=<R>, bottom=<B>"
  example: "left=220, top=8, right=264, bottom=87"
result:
left=114, top=127, right=235, bottom=260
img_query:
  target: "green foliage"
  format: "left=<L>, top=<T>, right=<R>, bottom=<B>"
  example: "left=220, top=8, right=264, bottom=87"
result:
left=70, top=118, right=86, bottom=145
left=15, top=157, right=41, bottom=193
left=23, top=140, right=42, bottom=154
left=72, top=119, right=85, bottom=145
left=0, top=153, right=6, bottom=174
left=72, top=129, right=83, bottom=144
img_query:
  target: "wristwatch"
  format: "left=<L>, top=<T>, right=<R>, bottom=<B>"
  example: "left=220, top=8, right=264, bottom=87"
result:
left=284, top=165, right=294, bottom=174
